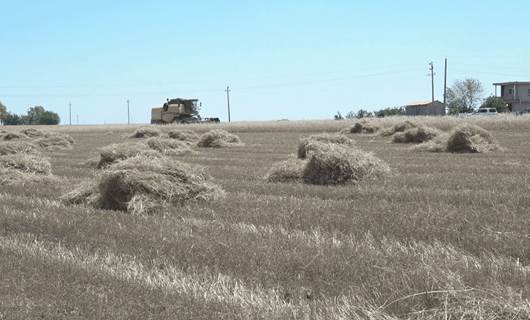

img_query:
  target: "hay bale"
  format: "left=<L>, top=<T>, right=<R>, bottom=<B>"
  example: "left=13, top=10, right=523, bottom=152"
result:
left=130, top=126, right=161, bottom=138
left=20, top=128, right=45, bottom=138
left=301, top=143, right=390, bottom=185
left=0, top=141, right=41, bottom=156
left=0, top=154, right=51, bottom=175
left=446, top=124, right=499, bottom=153
left=97, top=142, right=161, bottom=168
left=343, top=122, right=381, bottom=134
left=197, top=129, right=243, bottom=148
left=63, top=155, right=225, bottom=215
left=146, top=137, right=193, bottom=156
left=35, top=132, right=75, bottom=150
left=167, top=129, right=199, bottom=144
left=2, top=132, right=23, bottom=141
left=380, top=120, right=417, bottom=137
left=392, top=126, right=441, bottom=144
left=264, top=158, right=306, bottom=183
left=104, top=131, right=114, bottom=136
left=298, top=133, right=355, bottom=159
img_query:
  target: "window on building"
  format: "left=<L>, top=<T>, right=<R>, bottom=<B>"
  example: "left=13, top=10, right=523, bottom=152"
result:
left=528, top=89, right=530, bottom=96
left=508, top=89, right=514, bottom=95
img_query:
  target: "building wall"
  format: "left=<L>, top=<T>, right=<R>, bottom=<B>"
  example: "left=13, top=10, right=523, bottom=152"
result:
left=501, top=84, right=530, bottom=102
left=512, top=102, right=530, bottom=114
left=405, top=102, right=445, bottom=116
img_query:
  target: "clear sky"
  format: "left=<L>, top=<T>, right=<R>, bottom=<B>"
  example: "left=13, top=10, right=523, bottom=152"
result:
left=1, top=0, right=529, bottom=124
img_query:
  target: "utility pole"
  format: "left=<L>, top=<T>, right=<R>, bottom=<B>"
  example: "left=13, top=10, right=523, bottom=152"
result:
left=127, top=99, right=130, bottom=125
left=69, top=102, right=72, bottom=126
left=429, top=62, right=435, bottom=103
left=225, top=86, right=231, bottom=122
left=443, top=57, right=448, bottom=109
left=76, top=114, right=79, bottom=125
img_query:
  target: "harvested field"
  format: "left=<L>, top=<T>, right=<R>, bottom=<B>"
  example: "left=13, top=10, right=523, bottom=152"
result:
left=146, top=137, right=194, bottom=155
left=297, top=133, right=355, bottom=159
left=1, top=116, right=530, bottom=319
left=392, top=125, right=441, bottom=143
left=34, top=132, right=75, bottom=150
left=342, top=121, right=381, bottom=134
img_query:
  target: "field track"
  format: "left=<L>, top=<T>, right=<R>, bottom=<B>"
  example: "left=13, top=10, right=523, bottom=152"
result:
left=1, top=116, right=530, bottom=319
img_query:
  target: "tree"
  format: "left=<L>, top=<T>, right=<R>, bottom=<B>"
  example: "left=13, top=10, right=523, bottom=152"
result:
left=334, top=111, right=343, bottom=120
left=36, top=111, right=60, bottom=125
left=0, top=101, right=6, bottom=125
left=374, top=107, right=405, bottom=118
left=447, top=78, right=484, bottom=114
left=481, top=96, right=510, bottom=113
left=1, top=112, right=23, bottom=125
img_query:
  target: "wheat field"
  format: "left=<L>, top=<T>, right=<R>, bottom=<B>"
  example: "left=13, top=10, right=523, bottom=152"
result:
left=1, top=116, right=529, bottom=319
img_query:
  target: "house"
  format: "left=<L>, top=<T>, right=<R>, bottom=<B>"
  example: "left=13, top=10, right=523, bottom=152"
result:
left=405, top=100, right=445, bottom=116
left=493, top=82, right=530, bottom=114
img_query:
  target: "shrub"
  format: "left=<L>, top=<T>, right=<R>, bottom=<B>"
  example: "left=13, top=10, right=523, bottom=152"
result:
left=130, top=126, right=161, bottom=138
left=197, top=129, right=243, bottom=148
left=63, top=155, right=225, bottom=215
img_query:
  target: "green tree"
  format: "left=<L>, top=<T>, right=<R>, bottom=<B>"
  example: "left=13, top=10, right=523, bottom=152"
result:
left=1, top=112, right=24, bottom=125
left=374, top=107, right=405, bottom=117
left=481, top=96, right=510, bottom=113
left=0, top=101, right=6, bottom=119
left=447, top=78, right=484, bottom=114
left=35, top=110, right=60, bottom=125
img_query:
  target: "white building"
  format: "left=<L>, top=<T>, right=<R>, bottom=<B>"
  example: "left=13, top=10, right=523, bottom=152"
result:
left=493, top=82, right=530, bottom=114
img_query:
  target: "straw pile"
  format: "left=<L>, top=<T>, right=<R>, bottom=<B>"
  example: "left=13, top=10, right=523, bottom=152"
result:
left=97, top=142, right=161, bottom=168
left=266, top=134, right=390, bottom=185
left=21, top=128, right=45, bottom=138
left=342, top=121, right=381, bottom=134
left=167, top=129, right=199, bottom=144
left=146, top=137, right=194, bottom=155
left=197, top=129, right=243, bottom=148
left=415, top=124, right=499, bottom=153
left=380, top=120, right=417, bottom=137
left=130, top=126, right=161, bottom=138
left=392, top=126, right=441, bottom=144
left=64, top=155, right=225, bottom=215
left=298, top=133, right=355, bottom=159
left=34, top=132, right=75, bottom=150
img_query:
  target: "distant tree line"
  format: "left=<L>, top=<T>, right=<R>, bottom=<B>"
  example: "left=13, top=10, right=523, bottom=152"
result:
left=335, top=78, right=510, bottom=120
left=0, top=102, right=60, bottom=125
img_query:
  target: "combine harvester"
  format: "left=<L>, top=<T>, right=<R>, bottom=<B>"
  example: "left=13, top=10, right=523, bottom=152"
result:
left=151, top=98, right=220, bottom=124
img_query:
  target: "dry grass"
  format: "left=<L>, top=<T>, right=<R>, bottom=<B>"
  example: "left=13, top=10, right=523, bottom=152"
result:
left=380, top=120, right=418, bottom=136
left=1, top=117, right=530, bottom=319
left=167, top=129, right=199, bottom=144
left=392, top=126, right=442, bottom=144
left=64, top=155, right=225, bottom=215
left=2, top=132, right=23, bottom=140
left=416, top=124, right=500, bottom=153
left=342, top=121, right=381, bottom=134
left=97, top=142, right=161, bottom=168
left=0, top=153, right=55, bottom=186
left=34, top=132, right=75, bottom=150
left=146, top=137, right=194, bottom=156
left=302, top=142, right=391, bottom=185
left=130, top=126, right=161, bottom=138
left=20, top=128, right=45, bottom=137
left=0, top=141, right=41, bottom=156
left=197, top=129, right=243, bottom=148
left=297, top=133, right=355, bottom=159
left=264, top=157, right=305, bottom=183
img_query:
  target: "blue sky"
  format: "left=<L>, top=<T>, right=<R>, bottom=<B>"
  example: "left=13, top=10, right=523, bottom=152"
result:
left=1, top=0, right=529, bottom=124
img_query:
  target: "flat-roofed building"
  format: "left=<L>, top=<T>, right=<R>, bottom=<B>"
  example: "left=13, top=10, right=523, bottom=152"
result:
left=493, top=82, right=530, bottom=114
